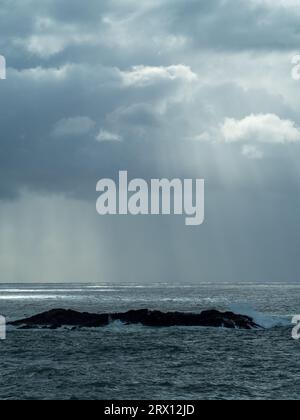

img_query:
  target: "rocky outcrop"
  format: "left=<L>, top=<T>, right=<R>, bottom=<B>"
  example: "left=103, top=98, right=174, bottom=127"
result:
left=10, top=308, right=261, bottom=330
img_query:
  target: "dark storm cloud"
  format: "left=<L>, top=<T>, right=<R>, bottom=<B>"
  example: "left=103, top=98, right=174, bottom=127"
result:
left=1, top=0, right=300, bottom=282
left=2, top=0, right=300, bottom=68
left=158, top=0, right=300, bottom=51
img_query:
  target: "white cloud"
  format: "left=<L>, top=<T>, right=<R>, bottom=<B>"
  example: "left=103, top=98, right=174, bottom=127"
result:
left=18, top=17, right=97, bottom=58
left=120, top=65, right=198, bottom=87
left=190, top=132, right=212, bottom=142
left=96, top=130, right=122, bottom=142
left=13, top=65, right=71, bottom=81
left=25, top=34, right=96, bottom=58
left=221, top=114, right=300, bottom=144
left=250, top=0, right=300, bottom=8
left=26, top=35, right=67, bottom=57
left=53, top=117, right=96, bottom=138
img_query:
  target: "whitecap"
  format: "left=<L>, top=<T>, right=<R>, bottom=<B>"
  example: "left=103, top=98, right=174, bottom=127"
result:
left=229, top=303, right=291, bottom=329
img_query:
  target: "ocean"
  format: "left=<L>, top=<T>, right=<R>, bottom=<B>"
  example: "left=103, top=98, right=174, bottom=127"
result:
left=0, top=283, right=299, bottom=400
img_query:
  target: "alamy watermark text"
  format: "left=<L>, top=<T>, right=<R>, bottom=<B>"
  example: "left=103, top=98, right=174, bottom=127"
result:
left=0, top=55, right=6, bottom=80
left=0, top=316, right=6, bottom=340
left=96, top=171, right=205, bottom=226
left=292, top=316, right=300, bottom=340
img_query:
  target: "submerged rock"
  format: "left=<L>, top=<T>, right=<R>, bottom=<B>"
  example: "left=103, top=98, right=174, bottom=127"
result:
left=10, top=308, right=261, bottom=330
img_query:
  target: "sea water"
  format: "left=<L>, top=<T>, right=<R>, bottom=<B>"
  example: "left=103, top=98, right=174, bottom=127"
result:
left=0, top=283, right=299, bottom=400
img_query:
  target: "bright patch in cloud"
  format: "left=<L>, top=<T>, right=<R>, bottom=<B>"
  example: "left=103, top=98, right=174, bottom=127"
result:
left=121, top=65, right=198, bottom=87
left=96, top=130, right=122, bottom=142
left=242, top=145, right=264, bottom=160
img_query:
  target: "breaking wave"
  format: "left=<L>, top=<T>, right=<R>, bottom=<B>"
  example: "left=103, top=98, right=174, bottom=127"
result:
left=229, top=304, right=291, bottom=329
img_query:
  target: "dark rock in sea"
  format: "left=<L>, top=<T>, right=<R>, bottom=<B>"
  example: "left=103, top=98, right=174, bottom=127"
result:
left=10, top=308, right=261, bottom=330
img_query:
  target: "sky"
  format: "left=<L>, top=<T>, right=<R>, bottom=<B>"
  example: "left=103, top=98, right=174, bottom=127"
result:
left=1, top=0, right=300, bottom=283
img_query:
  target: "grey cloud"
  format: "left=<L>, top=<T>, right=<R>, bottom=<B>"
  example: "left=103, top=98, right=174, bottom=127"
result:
left=1, top=1, right=300, bottom=282
left=2, top=0, right=300, bottom=72
left=52, top=116, right=96, bottom=138
left=152, top=0, right=300, bottom=51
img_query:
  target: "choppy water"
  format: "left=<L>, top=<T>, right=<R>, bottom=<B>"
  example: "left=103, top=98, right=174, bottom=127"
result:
left=0, top=283, right=299, bottom=400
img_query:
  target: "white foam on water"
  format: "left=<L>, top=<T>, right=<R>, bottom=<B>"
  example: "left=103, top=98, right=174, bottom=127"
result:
left=229, top=303, right=291, bottom=329
left=0, top=294, right=70, bottom=300
left=0, top=289, right=86, bottom=293
left=0, top=288, right=118, bottom=293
